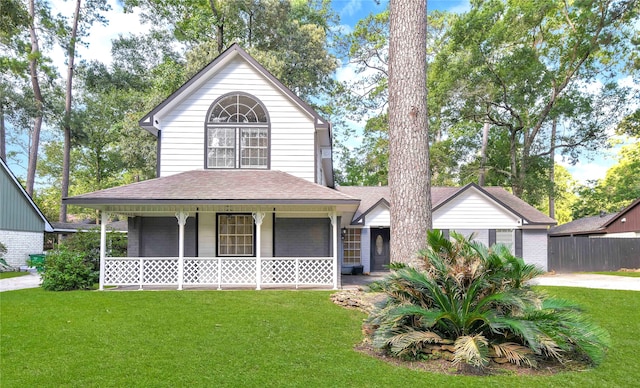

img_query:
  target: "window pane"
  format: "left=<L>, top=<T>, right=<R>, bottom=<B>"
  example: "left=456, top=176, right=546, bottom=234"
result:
left=218, top=214, right=254, bottom=257
left=207, top=94, right=269, bottom=169
left=207, top=128, right=235, bottom=168
left=496, top=229, right=514, bottom=253
left=343, top=229, right=361, bottom=265
left=240, top=128, right=268, bottom=168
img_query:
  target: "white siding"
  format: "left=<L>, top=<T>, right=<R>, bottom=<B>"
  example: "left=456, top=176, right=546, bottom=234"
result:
left=523, top=229, right=548, bottom=271
left=361, top=228, right=371, bottom=273
left=433, top=188, right=521, bottom=229
left=198, top=213, right=216, bottom=257
left=363, top=204, right=390, bottom=227
left=157, top=58, right=316, bottom=181
left=1, top=230, right=44, bottom=267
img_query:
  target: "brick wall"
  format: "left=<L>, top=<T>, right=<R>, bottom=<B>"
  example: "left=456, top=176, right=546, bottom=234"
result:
left=0, top=230, right=44, bottom=267
left=522, top=229, right=548, bottom=271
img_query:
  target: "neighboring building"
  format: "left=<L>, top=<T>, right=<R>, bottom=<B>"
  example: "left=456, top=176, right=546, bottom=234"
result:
left=1, top=159, right=53, bottom=267
left=548, top=199, right=640, bottom=272
left=64, top=44, right=554, bottom=290
left=338, top=183, right=556, bottom=273
left=549, top=199, right=640, bottom=238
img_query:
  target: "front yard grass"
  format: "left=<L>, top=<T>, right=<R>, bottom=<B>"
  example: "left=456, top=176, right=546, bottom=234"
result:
left=0, top=271, right=30, bottom=279
left=1, top=287, right=638, bottom=387
left=589, top=271, right=640, bottom=278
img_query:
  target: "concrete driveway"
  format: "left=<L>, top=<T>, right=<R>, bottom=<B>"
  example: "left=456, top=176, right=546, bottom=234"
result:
left=529, top=273, right=640, bottom=291
left=343, top=272, right=640, bottom=291
left=0, top=273, right=41, bottom=292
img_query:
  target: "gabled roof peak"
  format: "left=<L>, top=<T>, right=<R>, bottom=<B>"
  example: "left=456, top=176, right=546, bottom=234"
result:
left=139, top=43, right=329, bottom=135
left=1, top=159, right=53, bottom=232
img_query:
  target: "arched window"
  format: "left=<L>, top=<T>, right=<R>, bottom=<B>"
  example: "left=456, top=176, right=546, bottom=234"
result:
left=206, top=93, right=269, bottom=169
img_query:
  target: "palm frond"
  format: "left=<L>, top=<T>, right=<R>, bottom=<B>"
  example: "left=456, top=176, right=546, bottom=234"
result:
left=385, top=330, right=446, bottom=356
left=488, top=316, right=542, bottom=352
left=538, top=336, right=564, bottom=361
left=491, top=342, right=536, bottom=367
left=453, top=334, right=489, bottom=368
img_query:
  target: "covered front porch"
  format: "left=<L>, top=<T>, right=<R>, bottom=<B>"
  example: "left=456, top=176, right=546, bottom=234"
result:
left=64, top=169, right=360, bottom=291
left=95, top=204, right=350, bottom=291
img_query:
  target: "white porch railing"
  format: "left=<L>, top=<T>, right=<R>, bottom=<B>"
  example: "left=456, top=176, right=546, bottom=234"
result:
left=103, top=257, right=335, bottom=290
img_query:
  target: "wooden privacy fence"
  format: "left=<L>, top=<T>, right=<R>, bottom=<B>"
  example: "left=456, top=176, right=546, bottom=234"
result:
left=548, top=236, right=640, bottom=272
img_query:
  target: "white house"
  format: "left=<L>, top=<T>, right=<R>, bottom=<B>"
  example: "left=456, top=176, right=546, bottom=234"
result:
left=65, top=44, right=359, bottom=290
left=338, top=184, right=556, bottom=273
left=65, top=44, right=555, bottom=290
left=1, top=159, right=53, bottom=267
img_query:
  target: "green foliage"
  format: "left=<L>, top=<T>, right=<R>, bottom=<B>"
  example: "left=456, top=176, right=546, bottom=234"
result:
left=336, top=114, right=388, bottom=185
left=536, top=164, right=579, bottom=224
left=337, top=1, right=638, bottom=205
left=367, top=230, right=610, bottom=370
left=39, top=248, right=98, bottom=291
left=572, top=142, right=640, bottom=218
left=0, top=242, right=6, bottom=258
left=62, top=228, right=127, bottom=271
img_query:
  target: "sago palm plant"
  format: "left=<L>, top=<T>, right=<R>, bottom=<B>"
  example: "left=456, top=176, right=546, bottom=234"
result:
left=367, top=230, right=609, bottom=370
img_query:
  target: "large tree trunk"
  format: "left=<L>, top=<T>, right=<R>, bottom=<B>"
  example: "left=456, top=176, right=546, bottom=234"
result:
left=209, top=0, right=224, bottom=53
left=60, top=0, right=82, bottom=223
left=478, top=121, right=490, bottom=186
left=26, top=0, right=44, bottom=195
left=388, top=0, right=431, bottom=264
left=509, top=126, right=524, bottom=198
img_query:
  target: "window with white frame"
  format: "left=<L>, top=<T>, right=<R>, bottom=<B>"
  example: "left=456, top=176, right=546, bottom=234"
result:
left=206, top=93, right=269, bottom=169
left=496, top=229, right=515, bottom=253
left=343, top=229, right=361, bottom=265
left=218, top=214, right=254, bottom=256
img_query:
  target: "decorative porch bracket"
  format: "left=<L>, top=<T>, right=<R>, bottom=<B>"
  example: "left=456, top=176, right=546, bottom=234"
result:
left=253, top=212, right=265, bottom=290
left=99, top=211, right=110, bottom=291
left=329, top=212, right=338, bottom=290
left=176, top=211, right=189, bottom=290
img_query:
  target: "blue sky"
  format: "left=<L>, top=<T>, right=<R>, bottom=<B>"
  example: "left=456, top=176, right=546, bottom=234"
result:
left=8, top=0, right=628, bottom=186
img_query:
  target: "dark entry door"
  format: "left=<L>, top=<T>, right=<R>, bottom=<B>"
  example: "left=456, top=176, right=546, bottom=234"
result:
left=370, top=228, right=390, bottom=271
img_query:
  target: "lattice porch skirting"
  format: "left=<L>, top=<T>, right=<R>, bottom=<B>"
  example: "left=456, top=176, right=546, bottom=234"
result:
left=103, top=257, right=336, bottom=290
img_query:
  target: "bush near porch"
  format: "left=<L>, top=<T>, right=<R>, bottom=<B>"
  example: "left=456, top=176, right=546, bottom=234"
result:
left=1, top=288, right=638, bottom=387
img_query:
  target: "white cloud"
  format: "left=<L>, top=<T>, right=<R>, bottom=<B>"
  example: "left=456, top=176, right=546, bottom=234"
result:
left=564, top=161, right=610, bottom=185
left=338, top=0, right=363, bottom=18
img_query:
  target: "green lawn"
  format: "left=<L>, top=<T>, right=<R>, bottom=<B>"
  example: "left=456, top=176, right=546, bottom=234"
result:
left=589, top=271, right=640, bottom=278
left=0, top=271, right=30, bottom=279
left=1, top=287, right=638, bottom=387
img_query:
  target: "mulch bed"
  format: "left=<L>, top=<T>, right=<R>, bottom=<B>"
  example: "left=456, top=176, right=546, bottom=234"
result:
left=332, top=289, right=586, bottom=376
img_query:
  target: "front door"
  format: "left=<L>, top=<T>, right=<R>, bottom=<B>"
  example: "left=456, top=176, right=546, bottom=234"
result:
left=370, top=228, right=390, bottom=271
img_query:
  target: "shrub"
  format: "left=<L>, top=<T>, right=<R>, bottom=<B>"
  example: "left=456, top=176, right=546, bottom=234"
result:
left=61, top=228, right=127, bottom=270
left=367, top=230, right=610, bottom=370
left=40, top=248, right=98, bottom=291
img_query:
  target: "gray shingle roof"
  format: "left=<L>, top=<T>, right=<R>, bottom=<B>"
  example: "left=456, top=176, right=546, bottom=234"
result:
left=549, top=213, right=617, bottom=236
left=64, top=170, right=358, bottom=205
left=337, top=183, right=556, bottom=225
left=51, top=220, right=128, bottom=232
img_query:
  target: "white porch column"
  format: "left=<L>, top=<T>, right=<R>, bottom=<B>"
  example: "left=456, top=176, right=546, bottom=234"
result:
left=176, top=211, right=189, bottom=290
left=99, top=211, right=109, bottom=291
left=329, top=212, right=338, bottom=290
left=253, top=212, right=265, bottom=290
